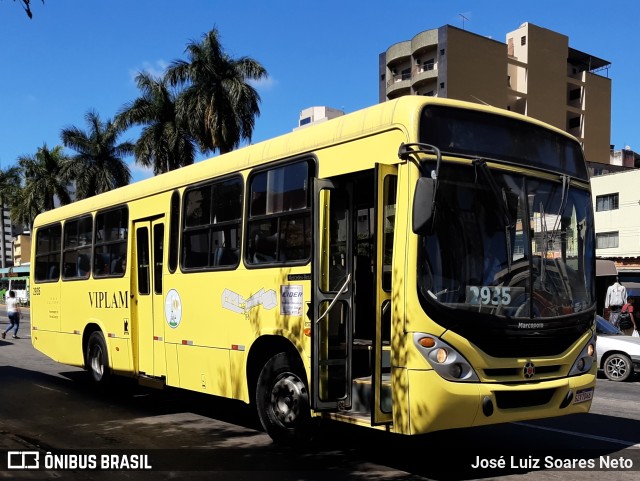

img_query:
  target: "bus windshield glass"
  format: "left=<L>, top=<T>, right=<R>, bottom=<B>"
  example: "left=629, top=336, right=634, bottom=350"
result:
left=418, top=107, right=595, bottom=322
left=416, top=160, right=595, bottom=320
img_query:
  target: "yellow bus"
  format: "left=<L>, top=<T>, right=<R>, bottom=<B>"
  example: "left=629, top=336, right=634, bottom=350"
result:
left=31, top=96, right=597, bottom=443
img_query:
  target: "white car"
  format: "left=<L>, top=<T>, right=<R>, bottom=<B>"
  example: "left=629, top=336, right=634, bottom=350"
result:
left=596, top=315, right=640, bottom=381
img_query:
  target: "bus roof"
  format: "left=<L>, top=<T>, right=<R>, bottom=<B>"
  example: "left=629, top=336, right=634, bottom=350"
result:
left=33, top=96, right=575, bottom=227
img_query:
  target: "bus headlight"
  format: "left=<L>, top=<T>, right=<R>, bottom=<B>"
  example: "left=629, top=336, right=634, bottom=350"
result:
left=413, top=333, right=479, bottom=382
left=568, top=331, right=596, bottom=377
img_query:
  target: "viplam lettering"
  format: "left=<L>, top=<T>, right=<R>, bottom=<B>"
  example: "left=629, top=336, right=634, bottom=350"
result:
left=88, top=291, right=129, bottom=309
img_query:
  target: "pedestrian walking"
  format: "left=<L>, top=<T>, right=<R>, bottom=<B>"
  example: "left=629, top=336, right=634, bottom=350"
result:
left=2, top=290, right=23, bottom=339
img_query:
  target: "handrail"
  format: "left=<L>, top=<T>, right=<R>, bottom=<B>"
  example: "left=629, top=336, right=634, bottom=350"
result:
left=316, top=273, right=351, bottom=324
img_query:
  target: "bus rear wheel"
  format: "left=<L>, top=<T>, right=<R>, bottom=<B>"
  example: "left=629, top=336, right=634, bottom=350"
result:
left=256, top=352, right=312, bottom=443
left=86, top=331, right=110, bottom=384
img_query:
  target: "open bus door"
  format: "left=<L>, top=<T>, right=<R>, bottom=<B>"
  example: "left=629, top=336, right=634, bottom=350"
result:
left=312, top=179, right=353, bottom=411
left=372, top=163, right=397, bottom=425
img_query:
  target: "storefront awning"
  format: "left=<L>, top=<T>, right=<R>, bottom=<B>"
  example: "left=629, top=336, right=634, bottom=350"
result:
left=596, top=259, right=618, bottom=277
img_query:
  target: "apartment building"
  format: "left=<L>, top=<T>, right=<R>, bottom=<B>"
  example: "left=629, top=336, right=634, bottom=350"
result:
left=591, top=170, right=640, bottom=271
left=12, top=233, right=31, bottom=266
left=378, top=22, right=611, bottom=166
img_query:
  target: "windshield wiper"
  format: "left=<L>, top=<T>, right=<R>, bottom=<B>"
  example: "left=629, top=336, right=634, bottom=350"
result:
left=473, top=159, right=513, bottom=227
left=473, top=159, right=514, bottom=270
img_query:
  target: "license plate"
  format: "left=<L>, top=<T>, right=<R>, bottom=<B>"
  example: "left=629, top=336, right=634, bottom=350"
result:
left=574, top=388, right=594, bottom=403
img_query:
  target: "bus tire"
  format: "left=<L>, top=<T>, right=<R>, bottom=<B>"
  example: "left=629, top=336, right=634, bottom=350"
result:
left=86, top=331, right=110, bottom=384
left=256, top=352, right=312, bottom=443
left=603, top=353, right=632, bottom=382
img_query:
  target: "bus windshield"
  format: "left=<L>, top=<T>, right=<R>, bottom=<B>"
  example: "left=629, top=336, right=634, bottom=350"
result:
left=417, top=161, right=595, bottom=320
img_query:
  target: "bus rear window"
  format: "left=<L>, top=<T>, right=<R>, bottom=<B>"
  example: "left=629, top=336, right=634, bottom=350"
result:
left=34, top=224, right=62, bottom=282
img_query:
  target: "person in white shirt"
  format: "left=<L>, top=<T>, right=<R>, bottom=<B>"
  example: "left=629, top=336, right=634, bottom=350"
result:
left=2, top=290, right=23, bottom=339
left=605, top=279, right=627, bottom=326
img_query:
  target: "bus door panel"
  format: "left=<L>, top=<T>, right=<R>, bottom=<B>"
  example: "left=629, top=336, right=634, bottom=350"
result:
left=132, top=218, right=166, bottom=378
left=372, top=163, right=397, bottom=425
left=312, top=179, right=353, bottom=411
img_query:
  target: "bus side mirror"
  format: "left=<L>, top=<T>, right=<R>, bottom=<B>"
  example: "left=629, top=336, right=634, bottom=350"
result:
left=412, top=177, right=436, bottom=234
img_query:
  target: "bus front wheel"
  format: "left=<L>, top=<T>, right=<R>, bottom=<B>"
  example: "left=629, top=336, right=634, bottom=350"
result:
left=86, top=331, right=110, bottom=384
left=256, top=352, right=312, bottom=443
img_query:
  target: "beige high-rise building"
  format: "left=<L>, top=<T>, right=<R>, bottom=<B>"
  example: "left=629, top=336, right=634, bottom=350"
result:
left=379, top=22, right=611, bottom=165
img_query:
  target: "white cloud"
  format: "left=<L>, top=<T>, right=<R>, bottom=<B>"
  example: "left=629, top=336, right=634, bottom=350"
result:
left=129, top=60, right=170, bottom=82
left=249, top=75, right=277, bottom=92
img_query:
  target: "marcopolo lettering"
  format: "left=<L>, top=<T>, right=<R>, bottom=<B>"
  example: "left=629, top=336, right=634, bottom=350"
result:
left=88, top=291, right=129, bottom=309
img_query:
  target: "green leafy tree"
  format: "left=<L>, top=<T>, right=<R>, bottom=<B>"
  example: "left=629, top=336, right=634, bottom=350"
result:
left=61, top=110, right=134, bottom=199
left=165, top=27, right=267, bottom=155
left=116, top=72, right=195, bottom=175
left=0, top=165, right=22, bottom=267
left=13, top=144, right=72, bottom=234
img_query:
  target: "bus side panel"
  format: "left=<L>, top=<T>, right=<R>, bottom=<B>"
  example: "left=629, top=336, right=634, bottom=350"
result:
left=31, top=330, right=60, bottom=363
left=165, top=342, right=179, bottom=386
left=52, top=332, right=85, bottom=368
left=31, top=283, right=61, bottom=361
left=175, top=344, right=231, bottom=396
left=230, top=349, right=249, bottom=402
left=108, top=336, right=133, bottom=377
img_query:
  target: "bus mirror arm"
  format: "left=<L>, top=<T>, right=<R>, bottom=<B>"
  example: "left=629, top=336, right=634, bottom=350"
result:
left=398, top=143, right=441, bottom=235
left=316, top=273, right=351, bottom=324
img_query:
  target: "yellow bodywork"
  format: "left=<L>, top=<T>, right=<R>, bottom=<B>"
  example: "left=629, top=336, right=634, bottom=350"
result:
left=30, top=96, right=595, bottom=436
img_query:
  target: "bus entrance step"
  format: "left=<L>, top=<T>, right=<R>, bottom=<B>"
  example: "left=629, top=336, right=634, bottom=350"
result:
left=138, top=375, right=165, bottom=390
left=351, top=376, right=392, bottom=413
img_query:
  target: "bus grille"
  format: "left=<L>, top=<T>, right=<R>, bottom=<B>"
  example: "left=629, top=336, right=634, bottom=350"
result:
left=483, top=365, right=562, bottom=379
left=494, top=388, right=556, bottom=409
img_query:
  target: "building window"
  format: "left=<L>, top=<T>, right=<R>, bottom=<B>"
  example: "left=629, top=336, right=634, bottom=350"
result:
left=521, top=36, right=526, bottom=46
left=595, top=193, right=619, bottom=212
left=299, top=117, right=311, bottom=127
left=440, top=49, right=445, bottom=56
left=596, top=231, right=619, bottom=249
left=440, top=82, right=445, bottom=88
left=568, top=117, right=581, bottom=129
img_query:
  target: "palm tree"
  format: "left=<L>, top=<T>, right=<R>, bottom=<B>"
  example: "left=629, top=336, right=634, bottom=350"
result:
left=0, top=165, right=22, bottom=267
left=14, top=144, right=72, bottom=229
left=115, top=72, right=195, bottom=175
left=165, top=27, right=267, bottom=154
left=61, top=110, right=134, bottom=199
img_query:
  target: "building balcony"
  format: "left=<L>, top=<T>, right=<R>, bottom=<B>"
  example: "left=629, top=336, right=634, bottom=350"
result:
left=411, top=63, right=437, bottom=88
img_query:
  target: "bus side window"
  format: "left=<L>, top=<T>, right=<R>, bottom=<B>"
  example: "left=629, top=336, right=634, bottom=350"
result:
left=253, top=231, right=277, bottom=263
left=77, top=254, right=90, bottom=277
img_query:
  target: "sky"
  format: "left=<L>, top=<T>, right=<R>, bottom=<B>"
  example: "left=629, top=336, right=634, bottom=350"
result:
left=1, top=1, right=639, bottom=183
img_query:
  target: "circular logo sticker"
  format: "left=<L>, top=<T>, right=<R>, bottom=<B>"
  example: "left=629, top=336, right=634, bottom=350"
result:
left=165, top=289, right=182, bottom=329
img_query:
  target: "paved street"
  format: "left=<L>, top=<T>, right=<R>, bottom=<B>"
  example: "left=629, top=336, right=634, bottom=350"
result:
left=2, top=309, right=640, bottom=480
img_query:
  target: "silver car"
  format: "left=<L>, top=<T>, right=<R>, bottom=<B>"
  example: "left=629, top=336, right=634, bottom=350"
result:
left=596, top=315, right=640, bottom=382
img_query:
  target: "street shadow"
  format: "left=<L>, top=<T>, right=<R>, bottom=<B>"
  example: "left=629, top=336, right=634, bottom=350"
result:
left=2, top=365, right=640, bottom=480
